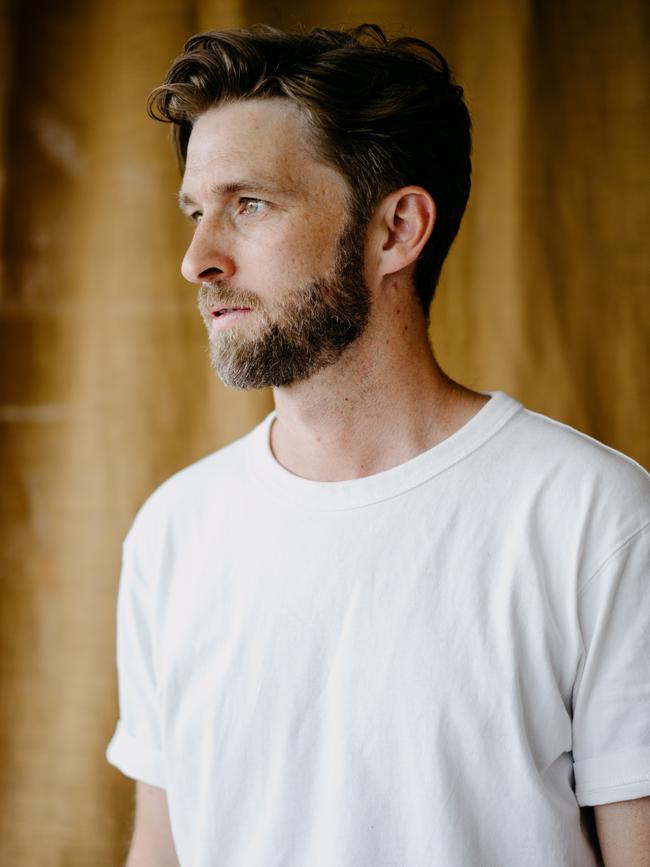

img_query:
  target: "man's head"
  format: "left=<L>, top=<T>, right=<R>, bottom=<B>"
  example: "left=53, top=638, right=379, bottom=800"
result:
left=149, top=24, right=472, bottom=316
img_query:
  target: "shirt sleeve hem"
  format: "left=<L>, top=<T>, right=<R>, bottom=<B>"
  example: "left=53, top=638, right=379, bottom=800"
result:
left=574, top=746, right=650, bottom=806
left=576, top=779, right=650, bottom=807
left=106, top=720, right=166, bottom=789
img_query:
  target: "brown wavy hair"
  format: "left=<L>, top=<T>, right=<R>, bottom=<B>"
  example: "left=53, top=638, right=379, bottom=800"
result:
left=148, top=24, right=472, bottom=313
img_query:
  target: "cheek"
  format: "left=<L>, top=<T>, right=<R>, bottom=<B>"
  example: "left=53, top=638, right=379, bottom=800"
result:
left=256, top=221, right=342, bottom=284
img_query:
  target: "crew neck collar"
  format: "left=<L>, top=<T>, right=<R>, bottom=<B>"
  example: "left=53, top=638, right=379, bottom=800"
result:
left=246, top=391, right=522, bottom=511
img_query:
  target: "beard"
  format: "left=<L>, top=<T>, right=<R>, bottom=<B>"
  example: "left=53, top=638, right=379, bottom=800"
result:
left=197, top=219, right=370, bottom=390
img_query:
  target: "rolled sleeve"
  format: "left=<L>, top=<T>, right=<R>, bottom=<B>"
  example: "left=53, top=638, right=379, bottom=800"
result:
left=572, top=524, right=650, bottom=806
left=106, top=720, right=166, bottom=789
left=106, top=517, right=166, bottom=788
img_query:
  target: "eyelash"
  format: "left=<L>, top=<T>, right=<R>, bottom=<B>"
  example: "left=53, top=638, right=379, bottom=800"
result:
left=188, top=198, right=267, bottom=224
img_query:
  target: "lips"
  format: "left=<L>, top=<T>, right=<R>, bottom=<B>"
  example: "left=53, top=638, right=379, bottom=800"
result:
left=211, top=306, right=251, bottom=317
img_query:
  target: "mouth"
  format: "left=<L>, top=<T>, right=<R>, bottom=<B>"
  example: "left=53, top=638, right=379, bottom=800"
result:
left=207, top=306, right=254, bottom=331
left=211, top=306, right=252, bottom=317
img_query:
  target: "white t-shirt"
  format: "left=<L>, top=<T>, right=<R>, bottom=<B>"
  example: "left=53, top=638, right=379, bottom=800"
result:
left=106, top=392, right=650, bottom=867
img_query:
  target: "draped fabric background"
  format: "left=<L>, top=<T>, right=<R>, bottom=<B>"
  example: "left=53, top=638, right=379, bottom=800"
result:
left=0, top=0, right=647, bottom=862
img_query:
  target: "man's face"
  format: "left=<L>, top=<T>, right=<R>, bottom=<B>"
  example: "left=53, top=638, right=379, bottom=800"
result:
left=179, top=98, right=370, bottom=389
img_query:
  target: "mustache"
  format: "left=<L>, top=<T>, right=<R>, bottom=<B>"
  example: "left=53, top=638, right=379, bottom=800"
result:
left=197, top=282, right=262, bottom=316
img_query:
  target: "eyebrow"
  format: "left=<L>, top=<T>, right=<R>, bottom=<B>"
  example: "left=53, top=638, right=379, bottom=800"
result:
left=178, top=179, right=300, bottom=210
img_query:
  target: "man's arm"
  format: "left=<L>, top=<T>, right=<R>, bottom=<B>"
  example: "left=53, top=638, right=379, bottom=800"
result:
left=125, top=782, right=180, bottom=867
left=594, top=797, right=650, bottom=867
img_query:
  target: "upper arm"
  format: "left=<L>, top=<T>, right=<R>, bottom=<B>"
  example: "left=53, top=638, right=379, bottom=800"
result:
left=126, top=781, right=180, bottom=867
left=594, top=797, right=650, bottom=867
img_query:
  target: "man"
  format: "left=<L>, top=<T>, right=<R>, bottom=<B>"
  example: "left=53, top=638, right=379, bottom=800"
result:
left=106, top=24, right=650, bottom=867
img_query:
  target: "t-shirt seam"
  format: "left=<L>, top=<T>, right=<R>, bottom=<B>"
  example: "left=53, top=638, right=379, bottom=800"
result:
left=578, top=521, right=650, bottom=597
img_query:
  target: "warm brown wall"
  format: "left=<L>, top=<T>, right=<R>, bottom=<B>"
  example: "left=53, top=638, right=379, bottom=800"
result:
left=0, top=0, right=647, bottom=863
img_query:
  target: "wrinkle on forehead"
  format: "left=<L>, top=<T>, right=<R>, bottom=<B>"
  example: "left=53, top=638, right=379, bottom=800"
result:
left=182, top=98, right=347, bottom=202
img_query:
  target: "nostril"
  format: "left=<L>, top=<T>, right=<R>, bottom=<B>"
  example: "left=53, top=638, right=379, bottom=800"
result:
left=198, top=266, right=225, bottom=280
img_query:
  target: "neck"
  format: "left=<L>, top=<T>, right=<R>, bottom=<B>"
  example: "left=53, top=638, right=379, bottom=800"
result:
left=270, top=292, right=488, bottom=481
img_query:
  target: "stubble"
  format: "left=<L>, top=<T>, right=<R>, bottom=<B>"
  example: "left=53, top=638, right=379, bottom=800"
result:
left=197, top=220, right=370, bottom=390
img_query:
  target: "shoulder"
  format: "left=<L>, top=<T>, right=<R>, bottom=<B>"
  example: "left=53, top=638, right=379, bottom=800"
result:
left=127, top=413, right=272, bottom=547
left=509, top=403, right=649, bottom=503
left=480, top=393, right=648, bottom=505
left=492, top=399, right=650, bottom=583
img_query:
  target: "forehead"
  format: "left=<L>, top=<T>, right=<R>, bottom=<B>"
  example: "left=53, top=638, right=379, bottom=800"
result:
left=181, top=98, right=345, bottom=198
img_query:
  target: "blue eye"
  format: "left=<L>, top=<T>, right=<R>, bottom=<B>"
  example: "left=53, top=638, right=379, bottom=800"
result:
left=240, top=199, right=265, bottom=215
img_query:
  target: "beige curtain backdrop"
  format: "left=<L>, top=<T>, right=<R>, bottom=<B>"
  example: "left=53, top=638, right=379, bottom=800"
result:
left=1, top=0, right=647, bottom=863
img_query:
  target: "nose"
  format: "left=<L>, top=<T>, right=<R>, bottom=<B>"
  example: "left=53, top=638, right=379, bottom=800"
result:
left=181, top=221, right=236, bottom=284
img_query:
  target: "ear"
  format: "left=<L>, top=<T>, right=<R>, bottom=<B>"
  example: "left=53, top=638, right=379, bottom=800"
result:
left=371, top=186, right=436, bottom=283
